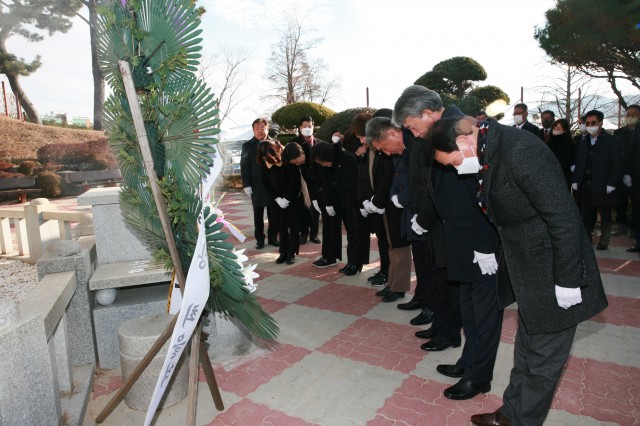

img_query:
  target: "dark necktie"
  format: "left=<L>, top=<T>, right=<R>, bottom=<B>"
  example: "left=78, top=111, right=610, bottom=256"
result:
left=544, top=129, right=549, bottom=141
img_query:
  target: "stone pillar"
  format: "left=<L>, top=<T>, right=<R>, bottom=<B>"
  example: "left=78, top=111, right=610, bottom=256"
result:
left=118, top=313, right=188, bottom=410
left=24, top=198, right=59, bottom=263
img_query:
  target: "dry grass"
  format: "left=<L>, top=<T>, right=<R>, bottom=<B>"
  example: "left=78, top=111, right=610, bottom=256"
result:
left=0, top=115, right=105, bottom=161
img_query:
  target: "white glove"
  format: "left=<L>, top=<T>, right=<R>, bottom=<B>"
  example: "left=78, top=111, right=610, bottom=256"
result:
left=312, top=200, right=321, bottom=213
left=570, top=165, right=575, bottom=172
left=275, top=197, right=289, bottom=209
left=363, top=199, right=374, bottom=214
left=360, top=208, right=369, bottom=217
left=243, top=186, right=252, bottom=196
left=606, top=185, right=615, bottom=194
left=366, top=197, right=385, bottom=214
left=411, top=214, right=427, bottom=235
left=623, top=175, right=632, bottom=187
left=555, top=285, right=582, bottom=309
left=571, top=183, right=578, bottom=191
left=326, top=206, right=336, bottom=216
left=473, top=251, right=498, bottom=275
left=391, top=194, right=403, bottom=209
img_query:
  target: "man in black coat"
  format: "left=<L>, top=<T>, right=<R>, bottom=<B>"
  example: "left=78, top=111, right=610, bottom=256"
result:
left=572, top=109, right=622, bottom=250
left=429, top=116, right=608, bottom=426
left=289, top=115, right=323, bottom=244
left=613, top=105, right=640, bottom=230
left=393, top=85, right=502, bottom=401
left=240, top=118, right=279, bottom=249
left=621, top=108, right=640, bottom=252
left=512, top=103, right=540, bottom=137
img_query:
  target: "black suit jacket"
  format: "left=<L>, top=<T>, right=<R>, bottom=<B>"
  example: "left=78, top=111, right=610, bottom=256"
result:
left=573, top=131, right=622, bottom=206
left=514, top=120, right=540, bottom=138
left=482, top=121, right=608, bottom=334
left=433, top=163, right=500, bottom=283
left=240, top=137, right=269, bottom=207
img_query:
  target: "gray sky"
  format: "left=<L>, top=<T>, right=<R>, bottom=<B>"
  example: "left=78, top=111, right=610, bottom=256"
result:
left=2, top=0, right=626, bottom=129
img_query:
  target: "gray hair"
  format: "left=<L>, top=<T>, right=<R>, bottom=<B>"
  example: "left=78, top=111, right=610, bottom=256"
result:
left=392, top=85, right=443, bottom=127
left=365, top=117, right=398, bottom=145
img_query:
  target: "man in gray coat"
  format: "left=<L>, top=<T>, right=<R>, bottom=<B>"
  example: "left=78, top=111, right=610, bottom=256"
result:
left=240, top=118, right=279, bottom=249
left=429, top=116, right=608, bottom=426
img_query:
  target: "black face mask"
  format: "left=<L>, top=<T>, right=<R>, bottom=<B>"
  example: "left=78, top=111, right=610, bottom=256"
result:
left=541, top=119, right=554, bottom=128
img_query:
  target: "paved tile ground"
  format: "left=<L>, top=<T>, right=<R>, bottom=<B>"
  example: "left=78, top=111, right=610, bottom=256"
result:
left=58, top=192, right=638, bottom=426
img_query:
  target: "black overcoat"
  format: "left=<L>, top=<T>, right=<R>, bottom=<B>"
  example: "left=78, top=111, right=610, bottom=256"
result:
left=573, top=132, right=622, bottom=206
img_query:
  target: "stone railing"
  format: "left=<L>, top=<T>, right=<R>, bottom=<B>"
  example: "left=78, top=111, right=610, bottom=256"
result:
left=0, top=198, right=93, bottom=263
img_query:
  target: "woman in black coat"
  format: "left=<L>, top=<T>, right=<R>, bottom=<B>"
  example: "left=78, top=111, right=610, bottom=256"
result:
left=339, top=132, right=370, bottom=275
left=547, top=118, right=576, bottom=188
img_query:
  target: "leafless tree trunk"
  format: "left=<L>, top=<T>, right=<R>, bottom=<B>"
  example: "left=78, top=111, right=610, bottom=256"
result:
left=0, top=35, right=40, bottom=124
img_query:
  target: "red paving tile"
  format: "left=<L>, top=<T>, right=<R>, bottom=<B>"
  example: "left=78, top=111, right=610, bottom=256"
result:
left=296, top=283, right=381, bottom=316
left=207, top=343, right=311, bottom=397
left=255, top=296, right=288, bottom=315
left=590, top=295, right=640, bottom=327
left=202, top=398, right=318, bottom=426
left=370, top=375, right=503, bottom=426
left=317, top=318, right=426, bottom=374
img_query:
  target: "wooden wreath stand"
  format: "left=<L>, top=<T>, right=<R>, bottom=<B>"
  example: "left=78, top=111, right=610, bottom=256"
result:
left=95, top=61, right=224, bottom=425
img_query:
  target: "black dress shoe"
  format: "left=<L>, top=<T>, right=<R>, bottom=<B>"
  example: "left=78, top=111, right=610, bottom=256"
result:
left=596, top=243, right=607, bottom=250
left=436, top=364, right=465, bottom=378
left=415, top=328, right=435, bottom=339
left=275, top=254, right=286, bottom=264
left=420, top=338, right=461, bottom=352
left=367, top=271, right=382, bottom=282
left=310, top=236, right=321, bottom=244
left=255, top=241, right=265, bottom=249
left=299, top=235, right=308, bottom=245
left=286, top=255, right=295, bottom=265
left=269, top=239, right=280, bottom=247
left=381, top=291, right=405, bottom=302
left=397, top=300, right=426, bottom=311
left=370, top=273, right=388, bottom=287
left=339, top=263, right=352, bottom=274
left=409, top=309, right=434, bottom=325
left=344, top=264, right=362, bottom=276
left=627, top=245, right=640, bottom=253
left=471, top=409, right=511, bottom=426
left=443, top=379, right=491, bottom=400
left=375, top=286, right=390, bottom=297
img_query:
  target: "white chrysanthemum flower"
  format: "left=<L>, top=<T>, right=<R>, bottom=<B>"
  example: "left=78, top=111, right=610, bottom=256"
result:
left=232, top=248, right=249, bottom=267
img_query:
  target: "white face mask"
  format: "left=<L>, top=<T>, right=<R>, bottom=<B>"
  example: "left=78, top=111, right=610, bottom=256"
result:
left=300, top=127, right=313, bottom=137
left=454, top=146, right=482, bottom=175
left=331, top=135, right=341, bottom=143
left=552, top=130, right=564, bottom=136
left=513, top=115, right=524, bottom=125
left=625, top=116, right=639, bottom=126
left=579, top=123, right=586, bottom=133
left=586, top=126, right=599, bottom=136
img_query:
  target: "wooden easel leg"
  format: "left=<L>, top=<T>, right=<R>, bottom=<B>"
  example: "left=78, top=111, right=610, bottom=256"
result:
left=95, top=315, right=178, bottom=423
left=199, top=339, right=224, bottom=411
left=186, top=326, right=201, bottom=426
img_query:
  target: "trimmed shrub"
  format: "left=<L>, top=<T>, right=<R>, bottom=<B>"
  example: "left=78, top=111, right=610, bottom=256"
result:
left=18, top=160, right=42, bottom=176
left=0, top=160, right=14, bottom=171
left=35, top=171, right=62, bottom=198
left=316, top=107, right=376, bottom=141
left=277, top=133, right=297, bottom=145
left=271, top=102, right=335, bottom=130
left=0, top=171, right=26, bottom=179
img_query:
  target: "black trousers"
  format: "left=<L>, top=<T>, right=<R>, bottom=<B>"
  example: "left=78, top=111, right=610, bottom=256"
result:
left=342, top=198, right=370, bottom=265
left=278, top=203, right=300, bottom=257
left=430, top=272, right=462, bottom=344
left=253, top=203, right=278, bottom=243
left=374, top=229, right=389, bottom=275
left=320, top=209, right=342, bottom=261
left=502, top=314, right=576, bottom=425
left=578, top=183, right=613, bottom=246
left=456, top=277, right=503, bottom=386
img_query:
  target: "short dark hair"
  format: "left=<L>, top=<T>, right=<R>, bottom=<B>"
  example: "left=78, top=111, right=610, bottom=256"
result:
left=351, top=112, right=373, bottom=137
left=541, top=110, right=555, bottom=118
left=252, top=117, right=268, bottom=128
left=341, top=132, right=362, bottom=154
left=373, top=108, right=393, bottom=119
left=365, top=117, right=399, bottom=145
left=311, top=141, right=335, bottom=163
left=585, top=110, right=604, bottom=122
left=513, top=103, right=528, bottom=112
left=627, top=104, right=640, bottom=113
left=426, top=117, right=464, bottom=153
left=298, top=116, right=313, bottom=127
left=282, top=142, right=303, bottom=165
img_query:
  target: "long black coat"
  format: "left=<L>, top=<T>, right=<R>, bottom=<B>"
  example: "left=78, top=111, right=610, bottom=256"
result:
left=240, top=137, right=269, bottom=207
left=482, top=122, right=608, bottom=334
left=546, top=133, right=576, bottom=187
left=573, top=131, right=622, bottom=206
left=408, top=135, right=446, bottom=269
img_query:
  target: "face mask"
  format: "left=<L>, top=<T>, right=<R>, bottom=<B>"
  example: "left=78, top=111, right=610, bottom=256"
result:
left=586, top=126, right=599, bottom=136
left=331, top=135, right=341, bottom=143
left=300, top=127, right=313, bottom=137
left=542, top=119, right=553, bottom=128
left=454, top=146, right=482, bottom=175
left=552, top=130, right=564, bottom=136
left=579, top=123, right=586, bottom=133
left=625, top=116, right=639, bottom=126
left=513, top=115, right=524, bottom=125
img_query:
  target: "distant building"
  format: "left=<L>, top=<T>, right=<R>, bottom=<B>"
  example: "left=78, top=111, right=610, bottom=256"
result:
left=42, top=111, right=67, bottom=125
left=72, top=117, right=92, bottom=128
